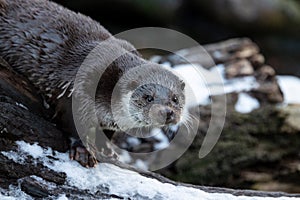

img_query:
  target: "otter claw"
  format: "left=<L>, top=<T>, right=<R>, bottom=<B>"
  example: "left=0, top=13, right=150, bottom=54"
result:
left=69, top=140, right=98, bottom=168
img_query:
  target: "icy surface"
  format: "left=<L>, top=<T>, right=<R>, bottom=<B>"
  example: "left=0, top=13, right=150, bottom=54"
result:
left=1, top=142, right=299, bottom=200
left=235, top=93, right=260, bottom=113
left=277, top=75, right=300, bottom=104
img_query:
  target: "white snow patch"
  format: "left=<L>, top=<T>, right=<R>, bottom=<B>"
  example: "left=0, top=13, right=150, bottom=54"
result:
left=118, top=151, right=132, bottom=163
left=56, top=194, right=69, bottom=200
left=169, top=124, right=179, bottom=132
left=277, top=75, right=300, bottom=104
left=2, top=141, right=299, bottom=200
left=151, top=128, right=169, bottom=150
left=17, top=141, right=51, bottom=159
left=149, top=55, right=162, bottom=63
left=172, top=63, right=211, bottom=106
left=1, top=150, right=25, bottom=164
left=134, top=159, right=149, bottom=171
left=161, top=62, right=172, bottom=69
left=0, top=194, right=16, bottom=200
left=172, top=64, right=259, bottom=107
left=223, top=76, right=259, bottom=94
left=235, top=93, right=260, bottom=113
left=127, top=137, right=141, bottom=147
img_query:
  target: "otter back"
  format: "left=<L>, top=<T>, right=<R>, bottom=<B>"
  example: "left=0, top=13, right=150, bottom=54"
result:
left=0, top=0, right=112, bottom=99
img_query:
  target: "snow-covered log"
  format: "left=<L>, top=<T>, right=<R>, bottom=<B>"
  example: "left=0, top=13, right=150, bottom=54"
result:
left=0, top=39, right=300, bottom=199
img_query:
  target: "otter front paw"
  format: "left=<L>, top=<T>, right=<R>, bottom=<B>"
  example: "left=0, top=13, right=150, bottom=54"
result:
left=69, top=139, right=98, bottom=168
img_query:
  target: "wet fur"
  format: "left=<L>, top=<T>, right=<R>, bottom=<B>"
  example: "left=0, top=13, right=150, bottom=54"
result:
left=0, top=0, right=187, bottom=136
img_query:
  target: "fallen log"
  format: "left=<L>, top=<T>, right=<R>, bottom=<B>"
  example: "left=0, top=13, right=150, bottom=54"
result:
left=0, top=38, right=300, bottom=199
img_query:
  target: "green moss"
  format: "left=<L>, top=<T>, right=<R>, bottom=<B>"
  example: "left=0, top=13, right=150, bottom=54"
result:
left=160, top=106, right=300, bottom=190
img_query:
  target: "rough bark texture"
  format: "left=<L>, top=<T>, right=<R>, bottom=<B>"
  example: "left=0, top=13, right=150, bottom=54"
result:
left=0, top=38, right=299, bottom=198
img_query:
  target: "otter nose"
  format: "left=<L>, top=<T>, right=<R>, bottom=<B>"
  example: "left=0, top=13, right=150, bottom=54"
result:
left=161, top=108, right=176, bottom=124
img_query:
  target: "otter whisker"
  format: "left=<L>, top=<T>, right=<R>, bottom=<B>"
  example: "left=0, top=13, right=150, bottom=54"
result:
left=180, top=112, right=195, bottom=138
left=182, top=121, right=191, bottom=137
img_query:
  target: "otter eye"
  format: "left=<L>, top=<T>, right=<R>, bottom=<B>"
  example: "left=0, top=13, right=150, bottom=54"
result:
left=145, top=95, right=154, bottom=103
left=172, top=95, right=179, bottom=104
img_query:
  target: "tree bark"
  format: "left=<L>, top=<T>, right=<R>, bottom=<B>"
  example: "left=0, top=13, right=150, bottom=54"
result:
left=0, top=39, right=299, bottom=198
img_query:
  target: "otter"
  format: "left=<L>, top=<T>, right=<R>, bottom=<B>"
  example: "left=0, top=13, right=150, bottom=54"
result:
left=0, top=0, right=186, bottom=167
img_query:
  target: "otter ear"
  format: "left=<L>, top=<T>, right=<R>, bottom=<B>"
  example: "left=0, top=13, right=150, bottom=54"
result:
left=127, top=80, right=139, bottom=91
left=180, top=80, right=185, bottom=90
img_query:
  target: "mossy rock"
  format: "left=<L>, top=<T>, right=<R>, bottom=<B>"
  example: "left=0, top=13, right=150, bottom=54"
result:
left=160, top=104, right=300, bottom=193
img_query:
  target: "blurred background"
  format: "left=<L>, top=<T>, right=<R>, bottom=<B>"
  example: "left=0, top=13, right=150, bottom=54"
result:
left=53, top=0, right=300, bottom=193
left=55, top=0, right=300, bottom=77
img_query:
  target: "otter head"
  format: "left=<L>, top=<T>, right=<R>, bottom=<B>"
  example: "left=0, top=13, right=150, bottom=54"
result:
left=112, top=63, right=186, bottom=131
left=129, top=82, right=185, bottom=127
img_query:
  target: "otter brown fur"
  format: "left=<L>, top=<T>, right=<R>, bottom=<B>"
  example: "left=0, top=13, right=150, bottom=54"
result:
left=0, top=0, right=186, bottom=167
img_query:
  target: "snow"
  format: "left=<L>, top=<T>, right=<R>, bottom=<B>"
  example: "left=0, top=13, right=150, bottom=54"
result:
left=1, top=150, right=25, bottom=164
left=149, top=55, right=162, bottom=63
left=152, top=128, right=169, bottom=150
left=134, top=159, right=149, bottom=171
left=17, top=141, right=47, bottom=159
left=56, top=194, right=68, bottom=200
left=277, top=75, right=300, bottom=104
left=118, top=151, right=132, bottom=163
left=1, top=142, right=299, bottom=200
left=2, top=67, right=299, bottom=199
left=127, top=137, right=141, bottom=146
left=171, top=64, right=300, bottom=113
left=161, top=61, right=172, bottom=68
left=151, top=59, right=300, bottom=114
left=222, top=76, right=258, bottom=94
left=235, top=93, right=260, bottom=113
left=0, top=185, right=33, bottom=200
left=172, top=63, right=212, bottom=106
left=0, top=194, right=16, bottom=200
left=171, top=64, right=259, bottom=109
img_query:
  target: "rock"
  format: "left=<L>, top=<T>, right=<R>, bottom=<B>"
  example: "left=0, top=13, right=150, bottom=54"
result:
left=225, top=59, right=254, bottom=78
left=280, top=104, right=300, bottom=133
left=251, top=65, right=284, bottom=104
left=160, top=104, right=300, bottom=193
left=154, top=38, right=284, bottom=104
left=256, top=65, right=276, bottom=80
left=148, top=38, right=297, bottom=193
left=155, top=38, right=262, bottom=68
left=249, top=54, right=265, bottom=69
